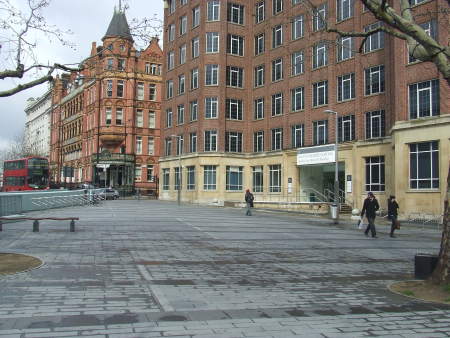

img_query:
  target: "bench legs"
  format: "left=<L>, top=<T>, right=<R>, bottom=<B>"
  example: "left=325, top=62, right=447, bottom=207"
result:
left=0, top=220, right=2, bottom=232
left=70, top=220, right=75, bottom=232
left=33, top=220, right=39, bottom=232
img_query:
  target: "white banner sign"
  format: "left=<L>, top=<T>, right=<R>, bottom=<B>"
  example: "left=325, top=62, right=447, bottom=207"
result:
left=297, top=145, right=335, bottom=165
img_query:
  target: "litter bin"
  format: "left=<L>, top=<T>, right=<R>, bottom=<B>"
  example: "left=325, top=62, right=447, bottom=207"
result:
left=414, top=254, right=438, bottom=279
left=330, top=204, right=338, bottom=219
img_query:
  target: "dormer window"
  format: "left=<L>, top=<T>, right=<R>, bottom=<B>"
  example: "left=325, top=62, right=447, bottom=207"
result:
left=107, top=44, right=113, bottom=50
left=120, top=44, right=125, bottom=52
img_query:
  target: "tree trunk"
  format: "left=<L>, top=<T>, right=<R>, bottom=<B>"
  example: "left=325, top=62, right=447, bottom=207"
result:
left=431, top=163, right=450, bottom=284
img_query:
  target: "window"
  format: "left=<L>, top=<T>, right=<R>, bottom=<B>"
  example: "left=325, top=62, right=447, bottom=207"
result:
left=226, top=99, right=243, bottom=120
left=313, top=80, right=328, bottom=107
left=178, top=74, right=185, bottom=94
left=162, top=169, right=170, bottom=190
left=166, top=109, right=173, bottom=128
left=168, top=0, right=176, bottom=14
left=254, top=65, right=265, bottom=87
left=272, top=25, right=283, bottom=48
left=168, top=24, right=175, bottom=42
left=179, top=15, right=187, bottom=35
left=207, top=0, right=220, bottom=21
left=191, top=37, right=199, bottom=58
left=147, top=165, right=154, bottom=182
left=136, top=136, right=142, bottom=154
left=192, top=6, right=200, bottom=27
left=175, top=135, right=184, bottom=155
left=291, top=124, right=304, bottom=148
left=365, top=156, right=385, bottom=192
left=149, top=109, right=156, bottom=129
left=190, top=100, right=198, bottom=121
left=168, top=51, right=174, bottom=70
left=150, top=63, right=161, bottom=75
left=337, top=0, right=354, bottom=21
left=410, top=0, right=427, bottom=5
left=269, top=164, right=281, bottom=192
left=410, top=141, right=439, bottom=189
left=148, top=137, right=154, bottom=155
left=106, top=80, right=113, bottom=97
left=227, top=34, right=244, bottom=56
left=272, top=58, right=283, bottom=81
left=149, top=84, right=156, bottom=101
left=226, top=166, right=243, bottom=190
left=313, top=3, right=327, bottom=31
left=365, top=110, right=385, bottom=139
left=205, top=97, right=218, bottom=118
left=107, top=58, right=114, bottom=70
left=227, top=3, right=244, bottom=25
left=291, top=86, right=304, bottom=111
left=166, top=80, right=174, bottom=99
left=135, top=166, right=142, bottom=181
left=255, top=33, right=265, bottom=55
left=225, top=132, right=243, bottom=152
left=165, top=138, right=172, bottom=156
left=204, top=130, right=217, bottom=151
left=313, top=42, right=328, bottom=68
left=337, top=73, right=355, bottom=102
left=252, top=166, right=263, bottom=192
left=271, top=128, right=283, bottom=150
left=337, top=36, right=354, bottom=61
left=365, top=65, right=385, bottom=95
left=116, top=108, right=123, bottom=125
left=105, top=107, right=112, bottom=125
left=254, top=131, right=264, bottom=152
left=338, top=115, right=355, bottom=142
left=271, top=92, right=283, bottom=116
left=409, top=79, right=439, bottom=119
left=136, top=109, right=143, bottom=127
left=291, top=51, right=304, bottom=76
left=187, top=166, right=195, bottom=190
left=179, top=44, right=186, bottom=64
left=292, top=15, right=304, bottom=40
left=117, top=80, right=124, bottom=97
left=118, top=59, right=125, bottom=71
left=273, top=0, right=283, bottom=14
left=255, top=1, right=265, bottom=23
left=364, top=22, right=384, bottom=53
left=180, top=0, right=187, bottom=5
left=203, top=165, right=217, bottom=190
left=254, top=98, right=264, bottom=119
left=226, top=66, right=244, bottom=87
left=177, top=104, right=185, bottom=125
left=205, top=64, right=219, bottom=85
left=136, top=82, right=144, bottom=100
left=313, top=120, right=328, bottom=145
left=206, top=32, right=219, bottom=53
left=174, top=167, right=181, bottom=190
left=191, top=68, right=199, bottom=89
left=189, top=132, right=197, bottom=152
left=145, top=62, right=151, bottom=74
left=409, top=21, right=436, bottom=63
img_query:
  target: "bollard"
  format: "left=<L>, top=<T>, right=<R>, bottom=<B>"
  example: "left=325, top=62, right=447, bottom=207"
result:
left=33, top=220, right=39, bottom=232
left=70, top=220, right=75, bottom=232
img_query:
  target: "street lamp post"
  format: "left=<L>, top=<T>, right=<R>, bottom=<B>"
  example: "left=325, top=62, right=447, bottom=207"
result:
left=324, top=110, right=339, bottom=224
left=171, top=135, right=181, bottom=206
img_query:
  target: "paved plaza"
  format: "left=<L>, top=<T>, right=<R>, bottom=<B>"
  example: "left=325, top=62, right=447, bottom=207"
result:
left=0, top=200, right=449, bottom=337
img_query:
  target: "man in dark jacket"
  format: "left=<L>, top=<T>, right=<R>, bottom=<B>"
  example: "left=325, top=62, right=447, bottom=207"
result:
left=244, top=189, right=254, bottom=216
left=387, top=195, right=400, bottom=238
left=361, top=192, right=380, bottom=238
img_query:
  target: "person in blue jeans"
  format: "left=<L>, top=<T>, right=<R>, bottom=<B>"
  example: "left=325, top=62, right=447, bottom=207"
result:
left=244, top=189, right=254, bottom=216
left=361, top=192, right=380, bottom=238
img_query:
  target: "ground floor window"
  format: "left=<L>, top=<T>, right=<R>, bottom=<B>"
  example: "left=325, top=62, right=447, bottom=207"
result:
left=269, top=164, right=281, bottom=192
left=134, top=166, right=142, bottom=181
left=162, top=169, right=170, bottom=190
left=147, top=165, right=154, bottom=182
left=203, top=165, right=217, bottom=190
left=187, top=166, right=195, bottom=190
left=409, top=141, right=439, bottom=189
left=365, top=156, right=385, bottom=192
left=252, top=166, right=263, bottom=192
left=226, top=166, right=243, bottom=190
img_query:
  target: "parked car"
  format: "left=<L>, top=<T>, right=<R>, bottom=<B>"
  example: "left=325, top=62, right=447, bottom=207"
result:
left=98, top=188, right=120, bottom=200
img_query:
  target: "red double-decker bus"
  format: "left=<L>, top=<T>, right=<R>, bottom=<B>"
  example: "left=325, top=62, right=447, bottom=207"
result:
left=2, top=157, right=49, bottom=192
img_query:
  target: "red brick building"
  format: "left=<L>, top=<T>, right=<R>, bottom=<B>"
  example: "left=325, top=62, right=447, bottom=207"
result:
left=160, top=0, right=449, bottom=217
left=50, top=9, right=163, bottom=194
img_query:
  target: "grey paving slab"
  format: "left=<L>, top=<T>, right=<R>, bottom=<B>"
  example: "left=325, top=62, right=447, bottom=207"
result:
left=0, top=200, right=449, bottom=337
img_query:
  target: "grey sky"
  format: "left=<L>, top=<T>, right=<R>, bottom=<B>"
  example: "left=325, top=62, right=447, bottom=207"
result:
left=0, top=0, right=163, bottom=150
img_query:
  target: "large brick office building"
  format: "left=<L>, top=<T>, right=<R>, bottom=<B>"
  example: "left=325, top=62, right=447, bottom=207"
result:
left=159, top=0, right=449, bottom=217
left=50, top=9, right=163, bottom=194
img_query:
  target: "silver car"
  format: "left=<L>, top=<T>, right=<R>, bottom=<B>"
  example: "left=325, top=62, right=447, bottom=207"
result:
left=98, top=188, right=120, bottom=200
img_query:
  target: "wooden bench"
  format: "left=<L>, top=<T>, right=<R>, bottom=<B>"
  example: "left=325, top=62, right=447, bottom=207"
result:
left=0, top=217, right=79, bottom=232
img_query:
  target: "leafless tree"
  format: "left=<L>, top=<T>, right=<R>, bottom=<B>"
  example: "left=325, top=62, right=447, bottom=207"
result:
left=0, top=129, right=45, bottom=165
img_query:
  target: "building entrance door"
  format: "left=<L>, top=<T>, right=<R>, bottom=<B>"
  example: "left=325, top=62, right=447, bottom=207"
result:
left=299, top=162, right=345, bottom=202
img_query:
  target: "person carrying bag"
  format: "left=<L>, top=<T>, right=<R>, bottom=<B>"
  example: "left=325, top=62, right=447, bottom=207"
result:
left=387, top=195, right=400, bottom=238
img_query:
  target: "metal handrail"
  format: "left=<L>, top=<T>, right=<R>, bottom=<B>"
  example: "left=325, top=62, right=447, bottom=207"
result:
left=302, top=187, right=329, bottom=203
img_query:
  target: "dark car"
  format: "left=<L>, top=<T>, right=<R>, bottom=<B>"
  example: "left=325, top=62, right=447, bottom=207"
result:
left=98, top=188, right=120, bottom=200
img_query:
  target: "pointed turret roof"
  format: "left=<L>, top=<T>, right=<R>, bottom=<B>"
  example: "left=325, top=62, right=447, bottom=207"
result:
left=103, top=8, right=133, bottom=42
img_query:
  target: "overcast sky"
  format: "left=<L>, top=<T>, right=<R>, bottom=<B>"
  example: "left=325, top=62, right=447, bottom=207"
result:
left=0, top=0, right=164, bottom=150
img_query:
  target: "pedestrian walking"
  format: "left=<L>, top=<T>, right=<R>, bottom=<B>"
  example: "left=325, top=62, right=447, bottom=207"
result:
left=244, top=189, right=254, bottom=216
left=361, top=192, right=380, bottom=238
left=387, top=195, right=400, bottom=238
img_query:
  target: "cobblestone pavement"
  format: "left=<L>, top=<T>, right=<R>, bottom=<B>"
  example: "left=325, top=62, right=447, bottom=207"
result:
left=0, top=200, right=449, bottom=337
